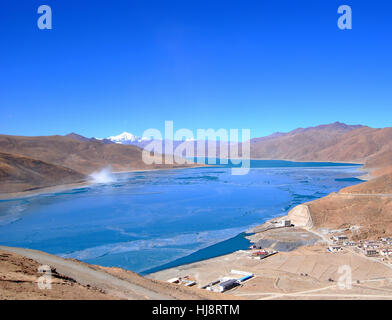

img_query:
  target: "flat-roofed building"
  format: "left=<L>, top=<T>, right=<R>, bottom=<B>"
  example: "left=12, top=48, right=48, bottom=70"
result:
left=333, top=235, right=348, bottom=241
left=219, top=279, right=238, bottom=293
left=364, top=249, right=379, bottom=256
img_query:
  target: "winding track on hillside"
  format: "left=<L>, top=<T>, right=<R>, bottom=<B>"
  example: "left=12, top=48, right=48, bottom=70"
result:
left=0, top=246, right=173, bottom=300
left=338, top=192, right=392, bottom=197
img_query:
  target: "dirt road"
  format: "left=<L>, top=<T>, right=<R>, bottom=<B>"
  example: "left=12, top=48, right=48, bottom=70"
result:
left=0, top=246, right=172, bottom=300
left=338, top=192, right=392, bottom=198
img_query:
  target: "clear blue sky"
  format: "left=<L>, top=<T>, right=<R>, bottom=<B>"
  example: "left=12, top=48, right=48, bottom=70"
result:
left=1, top=0, right=391, bottom=138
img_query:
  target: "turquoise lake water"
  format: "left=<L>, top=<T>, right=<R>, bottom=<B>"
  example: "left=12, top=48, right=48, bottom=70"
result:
left=0, top=160, right=363, bottom=274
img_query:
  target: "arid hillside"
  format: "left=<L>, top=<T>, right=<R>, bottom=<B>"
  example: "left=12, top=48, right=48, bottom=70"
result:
left=307, top=193, right=392, bottom=240
left=250, top=122, right=364, bottom=160
left=0, top=152, right=85, bottom=194
left=341, top=173, right=392, bottom=194
left=249, top=122, right=392, bottom=175
left=0, top=246, right=235, bottom=300
left=0, top=134, right=196, bottom=175
left=299, top=171, right=392, bottom=240
left=0, top=249, right=116, bottom=300
left=247, top=122, right=392, bottom=240
left=0, top=134, right=201, bottom=194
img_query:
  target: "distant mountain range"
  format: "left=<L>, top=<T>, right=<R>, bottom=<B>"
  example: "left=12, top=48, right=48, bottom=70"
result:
left=97, top=122, right=365, bottom=146
left=92, top=132, right=232, bottom=154
left=1, top=121, right=392, bottom=194
left=0, top=134, right=199, bottom=194
left=93, top=122, right=392, bottom=173
left=77, top=122, right=392, bottom=174
left=248, top=122, right=392, bottom=173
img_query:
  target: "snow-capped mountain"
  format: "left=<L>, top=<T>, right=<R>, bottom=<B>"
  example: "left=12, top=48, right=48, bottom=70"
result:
left=107, top=132, right=140, bottom=144
left=106, top=132, right=151, bottom=144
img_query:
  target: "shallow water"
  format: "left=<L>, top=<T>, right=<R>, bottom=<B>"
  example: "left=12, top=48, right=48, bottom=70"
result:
left=0, top=160, right=363, bottom=273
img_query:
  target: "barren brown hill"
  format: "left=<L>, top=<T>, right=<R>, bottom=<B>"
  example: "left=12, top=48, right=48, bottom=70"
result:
left=306, top=193, right=392, bottom=240
left=0, top=152, right=85, bottom=194
left=249, top=122, right=366, bottom=161
left=0, top=249, right=116, bottom=300
left=250, top=122, right=392, bottom=240
left=0, top=134, right=197, bottom=175
left=340, top=173, right=392, bottom=194
left=314, top=127, right=392, bottom=168
left=249, top=123, right=392, bottom=175
left=299, top=172, right=392, bottom=240
left=0, top=246, right=235, bottom=300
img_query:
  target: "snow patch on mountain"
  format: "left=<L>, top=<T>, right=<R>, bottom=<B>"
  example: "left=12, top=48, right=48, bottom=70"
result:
left=106, top=132, right=150, bottom=144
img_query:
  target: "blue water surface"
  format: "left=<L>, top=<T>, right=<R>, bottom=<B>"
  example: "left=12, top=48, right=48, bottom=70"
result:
left=0, top=160, right=363, bottom=273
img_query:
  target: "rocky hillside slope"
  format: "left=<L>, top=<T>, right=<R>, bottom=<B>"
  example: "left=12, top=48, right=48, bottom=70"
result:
left=249, top=123, right=392, bottom=175
left=0, top=152, right=85, bottom=194
left=0, top=134, right=195, bottom=175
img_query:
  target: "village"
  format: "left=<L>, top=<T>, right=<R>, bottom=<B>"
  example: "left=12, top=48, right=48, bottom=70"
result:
left=164, top=219, right=291, bottom=293
left=263, top=218, right=392, bottom=263
left=160, top=218, right=392, bottom=295
left=328, top=234, right=392, bottom=260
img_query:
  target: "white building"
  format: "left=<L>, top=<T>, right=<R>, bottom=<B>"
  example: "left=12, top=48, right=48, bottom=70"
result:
left=333, top=235, right=348, bottom=241
left=275, top=220, right=291, bottom=227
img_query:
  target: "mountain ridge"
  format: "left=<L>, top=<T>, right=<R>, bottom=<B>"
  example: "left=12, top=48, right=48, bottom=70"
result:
left=1, top=121, right=391, bottom=195
left=66, top=122, right=392, bottom=174
left=0, top=134, right=201, bottom=194
left=0, top=152, right=85, bottom=194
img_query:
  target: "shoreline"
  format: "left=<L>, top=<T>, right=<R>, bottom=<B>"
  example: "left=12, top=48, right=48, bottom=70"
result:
left=0, top=181, right=90, bottom=201
left=248, top=158, right=364, bottom=165
left=144, top=164, right=368, bottom=275
left=1, top=159, right=368, bottom=269
left=1, top=161, right=381, bottom=299
left=0, top=161, right=368, bottom=273
left=0, top=160, right=363, bottom=201
left=0, top=164, right=206, bottom=201
left=141, top=232, right=253, bottom=276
